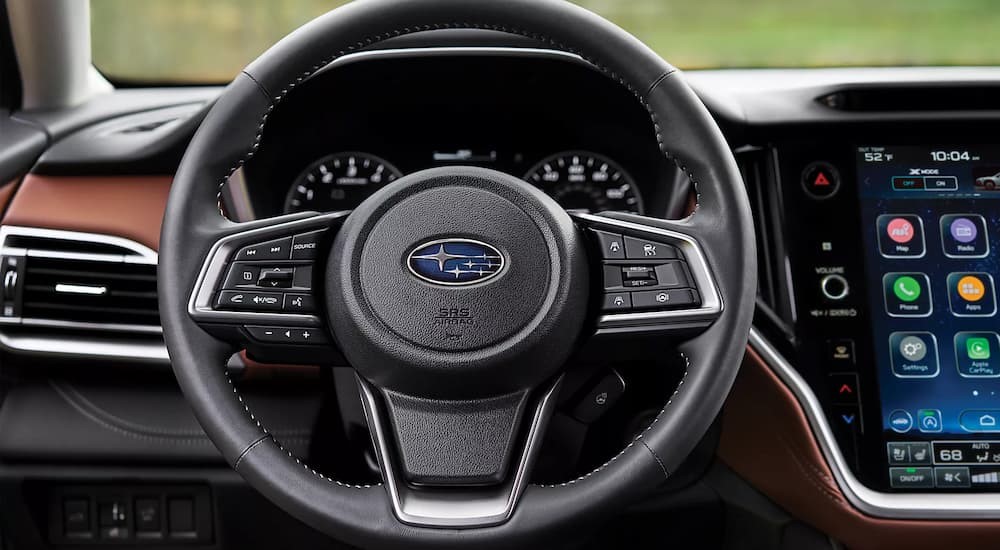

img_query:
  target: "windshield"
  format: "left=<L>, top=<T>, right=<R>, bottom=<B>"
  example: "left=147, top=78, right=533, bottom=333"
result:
left=91, top=0, right=1000, bottom=83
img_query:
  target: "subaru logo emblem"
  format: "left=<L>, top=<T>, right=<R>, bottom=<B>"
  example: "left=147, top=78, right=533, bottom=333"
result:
left=407, top=239, right=506, bottom=286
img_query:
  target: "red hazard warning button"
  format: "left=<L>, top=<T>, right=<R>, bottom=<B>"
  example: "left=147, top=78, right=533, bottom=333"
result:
left=801, top=161, right=841, bottom=199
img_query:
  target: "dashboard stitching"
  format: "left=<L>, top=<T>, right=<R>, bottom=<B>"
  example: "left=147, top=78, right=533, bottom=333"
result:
left=214, top=25, right=703, bottom=490
left=534, top=352, right=689, bottom=488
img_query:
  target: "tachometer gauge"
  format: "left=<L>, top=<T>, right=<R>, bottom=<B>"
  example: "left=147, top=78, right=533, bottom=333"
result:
left=523, top=152, right=643, bottom=214
left=284, top=152, right=402, bottom=213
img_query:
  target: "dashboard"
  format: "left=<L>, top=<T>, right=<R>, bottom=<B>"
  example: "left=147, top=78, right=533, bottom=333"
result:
left=5, top=30, right=1000, bottom=548
left=223, top=53, right=685, bottom=223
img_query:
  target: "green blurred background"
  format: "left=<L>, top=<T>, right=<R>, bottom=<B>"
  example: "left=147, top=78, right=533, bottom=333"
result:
left=91, top=0, right=1000, bottom=83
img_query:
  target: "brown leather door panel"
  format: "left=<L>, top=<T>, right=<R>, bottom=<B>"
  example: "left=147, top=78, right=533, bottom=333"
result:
left=720, top=348, right=1000, bottom=550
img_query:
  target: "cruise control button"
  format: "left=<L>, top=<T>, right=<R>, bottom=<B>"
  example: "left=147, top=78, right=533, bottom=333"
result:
left=602, top=292, right=632, bottom=311
left=216, top=290, right=283, bottom=311
left=593, top=230, right=625, bottom=259
left=291, top=230, right=325, bottom=260
left=245, top=326, right=328, bottom=344
left=222, top=263, right=261, bottom=289
left=236, top=237, right=292, bottom=261
left=631, top=288, right=698, bottom=309
left=653, top=262, right=688, bottom=287
left=624, top=237, right=678, bottom=260
left=258, top=267, right=294, bottom=289
left=889, top=467, right=934, bottom=489
left=623, top=279, right=658, bottom=288
left=602, top=265, right=623, bottom=289
left=283, top=293, right=315, bottom=313
left=622, top=266, right=655, bottom=279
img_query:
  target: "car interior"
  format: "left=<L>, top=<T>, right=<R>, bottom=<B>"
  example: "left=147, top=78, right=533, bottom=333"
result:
left=0, top=0, right=999, bottom=548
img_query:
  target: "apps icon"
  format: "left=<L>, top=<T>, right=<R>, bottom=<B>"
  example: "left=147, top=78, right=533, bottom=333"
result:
left=883, top=273, right=932, bottom=317
left=877, top=214, right=925, bottom=258
left=917, top=409, right=943, bottom=433
left=889, top=332, right=940, bottom=378
left=941, top=215, right=989, bottom=258
left=947, top=272, right=998, bottom=317
left=955, top=332, right=1000, bottom=377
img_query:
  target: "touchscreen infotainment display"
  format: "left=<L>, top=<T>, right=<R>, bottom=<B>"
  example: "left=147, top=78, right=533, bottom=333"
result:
left=857, top=145, right=1000, bottom=490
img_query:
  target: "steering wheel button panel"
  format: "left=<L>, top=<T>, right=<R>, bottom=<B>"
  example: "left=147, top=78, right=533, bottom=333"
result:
left=602, top=292, right=632, bottom=311
left=631, top=288, right=699, bottom=310
left=623, top=235, right=679, bottom=259
left=222, top=263, right=262, bottom=288
left=245, top=325, right=327, bottom=344
left=592, top=230, right=626, bottom=259
left=290, top=230, right=325, bottom=259
left=217, top=290, right=283, bottom=311
left=282, top=293, right=315, bottom=313
left=236, top=236, right=293, bottom=261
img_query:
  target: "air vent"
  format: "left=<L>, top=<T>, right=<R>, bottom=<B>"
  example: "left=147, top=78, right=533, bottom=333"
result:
left=21, top=257, right=158, bottom=328
left=818, top=86, right=1000, bottom=112
left=0, top=227, right=160, bottom=334
left=735, top=146, right=795, bottom=326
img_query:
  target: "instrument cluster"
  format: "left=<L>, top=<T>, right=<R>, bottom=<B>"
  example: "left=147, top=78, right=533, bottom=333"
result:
left=283, top=150, right=645, bottom=215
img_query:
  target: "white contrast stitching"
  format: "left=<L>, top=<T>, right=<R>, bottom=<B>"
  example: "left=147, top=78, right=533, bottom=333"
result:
left=225, top=370, right=379, bottom=489
left=214, top=23, right=702, bottom=489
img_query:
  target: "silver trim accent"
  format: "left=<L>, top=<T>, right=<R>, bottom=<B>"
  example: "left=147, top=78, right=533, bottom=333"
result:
left=0, top=332, right=168, bottom=363
left=358, top=377, right=561, bottom=528
left=55, top=283, right=107, bottom=296
left=571, top=213, right=723, bottom=332
left=820, top=273, right=851, bottom=302
left=749, top=327, right=1000, bottom=518
left=0, top=226, right=168, bottom=360
left=189, top=212, right=348, bottom=326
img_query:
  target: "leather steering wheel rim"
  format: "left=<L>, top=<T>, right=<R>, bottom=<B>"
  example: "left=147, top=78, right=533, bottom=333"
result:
left=158, top=0, right=756, bottom=548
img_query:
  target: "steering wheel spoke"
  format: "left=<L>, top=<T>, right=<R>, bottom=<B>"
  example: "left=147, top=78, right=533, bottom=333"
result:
left=187, top=211, right=349, bottom=361
left=358, top=376, right=562, bottom=528
left=570, top=212, right=723, bottom=338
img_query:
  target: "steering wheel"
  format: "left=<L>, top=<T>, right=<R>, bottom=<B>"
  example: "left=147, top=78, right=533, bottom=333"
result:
left=159, top=0, right=755, bottom=547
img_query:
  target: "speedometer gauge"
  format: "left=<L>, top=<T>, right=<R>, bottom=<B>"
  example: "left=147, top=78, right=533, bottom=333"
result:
left=284, top=152, right=402, bottom=213
left=524, top=151, right=643, bottom=214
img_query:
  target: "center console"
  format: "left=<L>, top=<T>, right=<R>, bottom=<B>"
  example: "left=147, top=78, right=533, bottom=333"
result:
left=767, top=123, right=1000, bottom=499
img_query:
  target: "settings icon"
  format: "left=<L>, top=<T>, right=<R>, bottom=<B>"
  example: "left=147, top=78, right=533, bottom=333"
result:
left=899, top=335, right=927, bottom=361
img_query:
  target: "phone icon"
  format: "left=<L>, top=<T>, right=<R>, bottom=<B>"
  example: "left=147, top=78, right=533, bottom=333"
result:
left=893, top=275, right=922, bottom=302
left=968, top=337, right=992, bottom=360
